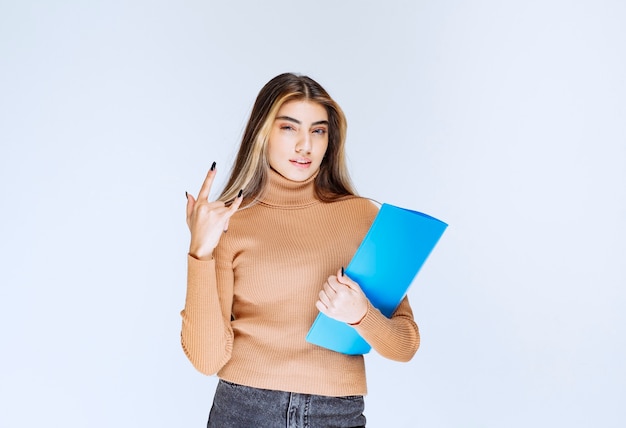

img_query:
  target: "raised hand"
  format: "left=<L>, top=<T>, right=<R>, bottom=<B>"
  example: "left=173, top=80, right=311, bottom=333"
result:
left=316, top=267, right=368, bottom=325
left=186, top=163, right=243, bottom=260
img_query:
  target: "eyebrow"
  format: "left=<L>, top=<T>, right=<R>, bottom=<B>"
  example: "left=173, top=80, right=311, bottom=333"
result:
left=275, top=116, right=329, bottom=126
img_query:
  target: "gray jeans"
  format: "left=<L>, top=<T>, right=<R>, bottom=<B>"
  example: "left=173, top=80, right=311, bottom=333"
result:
left=207, top=379, right=366, bottom=428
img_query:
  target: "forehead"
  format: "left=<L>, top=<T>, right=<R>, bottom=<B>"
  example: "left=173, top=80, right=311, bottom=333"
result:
left=276, top=100, right=328, bottom=120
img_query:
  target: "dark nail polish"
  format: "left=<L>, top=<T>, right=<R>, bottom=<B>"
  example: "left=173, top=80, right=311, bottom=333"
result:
left=210, top=161, right=216, bottom=171
left=341, top=266, right=344, bottom=277
left=237, top=189, right=243, bottom=198
left=185, top=191, right=188, bottom=199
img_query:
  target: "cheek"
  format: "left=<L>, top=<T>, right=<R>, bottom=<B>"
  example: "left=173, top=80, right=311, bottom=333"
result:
left=267, top=149, right=280, bottom=169
left=266, top=138, right=280, bottom=161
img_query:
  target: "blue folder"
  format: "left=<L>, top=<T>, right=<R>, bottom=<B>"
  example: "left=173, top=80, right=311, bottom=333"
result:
left=305, top=203, right=447, bottom=355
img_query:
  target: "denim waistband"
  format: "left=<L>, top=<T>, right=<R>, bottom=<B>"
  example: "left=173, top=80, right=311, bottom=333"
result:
left=207, top=379, right=366, bottom=428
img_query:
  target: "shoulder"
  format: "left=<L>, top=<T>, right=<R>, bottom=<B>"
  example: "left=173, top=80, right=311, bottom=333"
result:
left=341, top=196, right=379, bottom=212
left=331, top=196, right=380, bottom=223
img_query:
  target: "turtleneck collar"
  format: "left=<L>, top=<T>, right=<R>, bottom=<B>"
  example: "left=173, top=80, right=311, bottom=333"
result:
left=258, top=168, right=320, bottom=209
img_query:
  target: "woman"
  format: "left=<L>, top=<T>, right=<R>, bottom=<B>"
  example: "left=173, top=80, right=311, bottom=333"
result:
left=182, top=73, right=419, bottom=427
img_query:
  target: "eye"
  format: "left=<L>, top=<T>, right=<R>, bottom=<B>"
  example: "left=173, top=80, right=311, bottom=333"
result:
left=280, top=124, right=296, bottom=131
left=312, top=128, right=327, bottom=135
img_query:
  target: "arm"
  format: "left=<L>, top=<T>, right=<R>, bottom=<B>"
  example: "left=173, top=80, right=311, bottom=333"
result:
left=350, top=296, right=419, bottom=362
left=180, top=255, right=235, bottom=375
left=316, top=269, right=419, bottom=362
left=180, top=164, right=242, bottom=374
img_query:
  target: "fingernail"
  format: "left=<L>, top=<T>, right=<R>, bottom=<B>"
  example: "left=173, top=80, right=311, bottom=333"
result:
left=238, top=189, right=243, bottom=198
left=185, top=191, right=189, bottom=199
left=210, top=161, right=216, bottom=171
left=341, top=266, right=344, bottom=277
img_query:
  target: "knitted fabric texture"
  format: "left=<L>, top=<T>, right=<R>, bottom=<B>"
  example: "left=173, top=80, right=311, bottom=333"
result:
left=181, top=170, right=419, bottom=396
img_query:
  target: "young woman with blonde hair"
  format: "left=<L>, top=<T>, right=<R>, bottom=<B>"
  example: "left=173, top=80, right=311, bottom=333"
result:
left=182, top=73, right=419, bottom=427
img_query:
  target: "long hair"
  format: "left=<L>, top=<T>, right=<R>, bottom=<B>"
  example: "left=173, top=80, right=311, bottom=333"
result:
left=219, top=73, right=356, bottom=204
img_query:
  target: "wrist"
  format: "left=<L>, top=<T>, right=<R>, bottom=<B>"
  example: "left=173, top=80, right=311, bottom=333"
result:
left=188, top=240, right=215, bottom=260
left=348, top=305, right=368, bottom=326
left=188, top=249, right=213, bottom=261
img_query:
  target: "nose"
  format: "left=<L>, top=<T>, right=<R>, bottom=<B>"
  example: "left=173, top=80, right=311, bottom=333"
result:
left=295, top=133, right=312, bottom=154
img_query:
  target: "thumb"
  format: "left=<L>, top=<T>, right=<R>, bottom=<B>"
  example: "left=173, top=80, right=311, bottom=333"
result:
left=186, top=192, right=195, bottom=224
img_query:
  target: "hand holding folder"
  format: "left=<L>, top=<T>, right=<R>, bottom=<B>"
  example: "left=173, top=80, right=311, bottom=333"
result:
left=306, top=203, right=447, bottom=355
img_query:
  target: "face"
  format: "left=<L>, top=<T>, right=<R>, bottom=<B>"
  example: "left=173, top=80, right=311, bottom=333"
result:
left=267, top=100, right=329, bottom=182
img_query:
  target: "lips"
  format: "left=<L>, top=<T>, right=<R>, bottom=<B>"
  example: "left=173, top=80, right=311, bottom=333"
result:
left=290, top=158, right=312, bottom=168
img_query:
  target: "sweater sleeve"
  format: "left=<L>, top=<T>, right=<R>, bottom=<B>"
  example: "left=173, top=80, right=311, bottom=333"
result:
left=180, top=254, right=234, bottom=375
left=351, top=295, right=420, bottom=362
left=345, top=199, right=420, bottom=362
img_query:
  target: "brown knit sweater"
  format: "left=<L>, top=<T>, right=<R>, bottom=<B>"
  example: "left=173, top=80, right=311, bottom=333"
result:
left=181, top=170, right=420, bottom=397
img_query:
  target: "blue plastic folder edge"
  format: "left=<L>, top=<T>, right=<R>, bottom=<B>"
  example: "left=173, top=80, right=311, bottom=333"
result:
left=305, top=203, right=448, bottom=355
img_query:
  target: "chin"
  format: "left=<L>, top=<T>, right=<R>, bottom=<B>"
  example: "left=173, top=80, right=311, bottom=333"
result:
left=286, top=172, right=315, bottom=182
left=273, top=166, right=318, bottom=182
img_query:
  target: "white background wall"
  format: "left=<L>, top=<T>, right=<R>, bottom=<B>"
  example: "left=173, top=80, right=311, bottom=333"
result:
left=1, top=1, right=624, bottom=427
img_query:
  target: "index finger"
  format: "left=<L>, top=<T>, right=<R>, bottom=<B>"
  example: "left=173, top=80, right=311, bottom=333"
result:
left=197, top=162, right=217, bottom=200
left=336, top=270, right=358, bottom=290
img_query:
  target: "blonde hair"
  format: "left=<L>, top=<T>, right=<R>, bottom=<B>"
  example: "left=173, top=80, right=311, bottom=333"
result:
left=219, top=73, right=356, bottom=204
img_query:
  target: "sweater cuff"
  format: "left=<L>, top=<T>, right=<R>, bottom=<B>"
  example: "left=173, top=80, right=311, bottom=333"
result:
left=188, top=252, right=214, bottom=262
left=185, top=254, right=217, bottom=304
left=351, top=301, right=385, bottom=332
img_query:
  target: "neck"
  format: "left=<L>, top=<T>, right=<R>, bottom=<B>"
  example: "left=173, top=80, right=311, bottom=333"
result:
left=258, top=168, right=320, bottom=208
